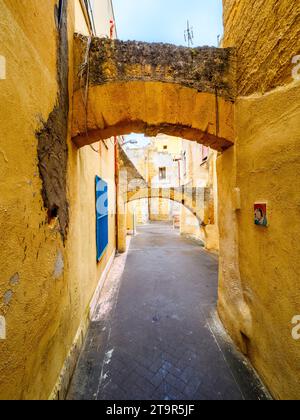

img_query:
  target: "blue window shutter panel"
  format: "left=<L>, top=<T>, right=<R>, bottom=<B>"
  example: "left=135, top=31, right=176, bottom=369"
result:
left=95, top=176, right=109, bottom=262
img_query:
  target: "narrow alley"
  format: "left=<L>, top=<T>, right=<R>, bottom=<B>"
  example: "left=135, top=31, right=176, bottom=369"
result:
left=67, top=223, right=269, bottom=401
left=1, top=0, right=299, bottom=402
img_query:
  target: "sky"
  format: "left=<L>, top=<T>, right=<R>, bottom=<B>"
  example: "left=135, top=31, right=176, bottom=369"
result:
left=113, top=0, right=223, bottom=47
left=112, top=0, right=224, bottom=147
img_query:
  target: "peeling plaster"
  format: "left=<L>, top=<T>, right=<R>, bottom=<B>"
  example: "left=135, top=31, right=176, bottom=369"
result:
left=36, top=0, right=69, bottom=241
left=3, top=290, right=13, bottom=305
left=53, top=251, right=64, bottom=279
left=9, top=273, right=20, bottom=286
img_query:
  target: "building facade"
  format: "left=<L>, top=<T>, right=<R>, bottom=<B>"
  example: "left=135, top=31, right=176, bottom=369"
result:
left=125, top=135, right=219, bottom=251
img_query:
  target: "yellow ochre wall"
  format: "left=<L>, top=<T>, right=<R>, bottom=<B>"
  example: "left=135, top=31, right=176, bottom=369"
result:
left=0, top=0, right=116, bottom=400
left=1, top=0, right=299, bottom=402
left=218, top=0, right=300, bottom=399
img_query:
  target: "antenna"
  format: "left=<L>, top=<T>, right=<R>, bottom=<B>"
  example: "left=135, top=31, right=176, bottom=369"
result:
left=184, top=20, right=194, bottom=48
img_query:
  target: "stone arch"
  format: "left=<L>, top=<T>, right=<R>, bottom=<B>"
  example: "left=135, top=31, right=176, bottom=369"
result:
left=125, top=186, right=208, bottom=224
left=71, top=35, right=254, bottom=377
left=71, top=36, right=236, bottom=152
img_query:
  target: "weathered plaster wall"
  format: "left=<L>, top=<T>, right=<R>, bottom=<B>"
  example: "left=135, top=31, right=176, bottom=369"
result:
left=65, top=136, right=117, bottom=376
left=126, top=203, right=136, bottom=234
left=223, top=0, right=300, bottom=95
left=0, top=0, right=66, bottom=399
left=235, top=83, right=300, bottom=399
left=72, top=80, right=235, bottom=152
left=135, top=199, right=149, bottom=225
left=149, top=199, right=175, bottom=222
left=219, top=0, right=300, bottom=399
left=0, top=0, right=116, bottom=400
left=36, top=0, right=70, bottom=241
left=217, top=146, right=251, bottom=354
left=180, top=206, right=204, bottom=243
left=203, top=152, right=219, bottom=252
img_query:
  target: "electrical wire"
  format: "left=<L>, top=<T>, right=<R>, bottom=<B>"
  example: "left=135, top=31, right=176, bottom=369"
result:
left=78, top=0, right=119, bottom=153
left=78, top=35, right=99, bottom=153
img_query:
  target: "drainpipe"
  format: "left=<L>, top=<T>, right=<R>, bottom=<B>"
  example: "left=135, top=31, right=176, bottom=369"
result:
left=174, top=157, right=182, bottom=187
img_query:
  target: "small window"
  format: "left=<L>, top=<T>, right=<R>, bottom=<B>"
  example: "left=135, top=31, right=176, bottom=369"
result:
left=159, top=167, right=167, bottom=180
left=163, top=145, right=168, bottom=150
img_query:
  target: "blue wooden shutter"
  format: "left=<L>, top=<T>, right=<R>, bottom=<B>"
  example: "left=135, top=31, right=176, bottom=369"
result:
left=95, top=176, right=109, bottom=262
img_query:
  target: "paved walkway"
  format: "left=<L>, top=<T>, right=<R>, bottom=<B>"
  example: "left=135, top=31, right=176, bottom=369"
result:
left=67, top=223, right=269, bottom=400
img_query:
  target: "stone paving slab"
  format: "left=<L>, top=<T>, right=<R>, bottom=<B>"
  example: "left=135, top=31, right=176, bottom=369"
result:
left=67, top=223, right=270, bottom=401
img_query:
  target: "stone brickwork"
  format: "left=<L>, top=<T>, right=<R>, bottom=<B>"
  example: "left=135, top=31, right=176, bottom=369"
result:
left=76, top=35, right=235, bottom=100
left=72, top=35, right=236, bottom=152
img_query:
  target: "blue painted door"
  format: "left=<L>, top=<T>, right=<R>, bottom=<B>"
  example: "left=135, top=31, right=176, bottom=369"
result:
left=95, top=176, right=109, bottom=262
